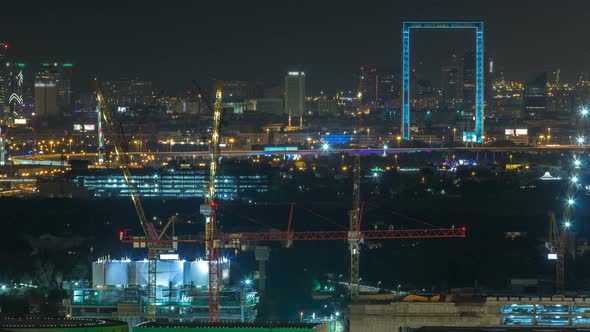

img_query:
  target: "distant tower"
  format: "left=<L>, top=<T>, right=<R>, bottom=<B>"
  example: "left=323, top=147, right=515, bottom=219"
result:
left=285, top=71, right=305, bottom=116
left=7, top=63, right=25, bottom=122
left=462, top=51, right=476, bottom=113
left=0, top=42, right=9, bottom=122
left=35, top=64, right=58, bottom=117
left=441, top=54, right=463, bottom=109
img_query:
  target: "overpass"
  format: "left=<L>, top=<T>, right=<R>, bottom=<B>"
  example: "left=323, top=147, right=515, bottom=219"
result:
left=7, top=145, right=587, bottom=165
left=349, top=296, right=590, bottom=332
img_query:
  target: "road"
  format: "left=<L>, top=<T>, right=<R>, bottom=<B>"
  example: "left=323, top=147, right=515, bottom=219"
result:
left=8, top=145, right=586, bottom=165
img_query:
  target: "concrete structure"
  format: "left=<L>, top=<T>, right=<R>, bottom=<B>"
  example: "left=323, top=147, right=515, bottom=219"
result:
left=285, top=72, right=305, bottom=116
left=246, top=98, right=283, bottom=114
left=0, top=318, right=127, bottom=332
left=349, top=296, right=590, bottom=332
left=134, top=322, right=330, bottom=332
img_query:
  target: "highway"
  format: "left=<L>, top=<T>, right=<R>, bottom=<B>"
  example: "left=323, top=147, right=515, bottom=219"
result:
left=8, top=144, right=587, bottom=165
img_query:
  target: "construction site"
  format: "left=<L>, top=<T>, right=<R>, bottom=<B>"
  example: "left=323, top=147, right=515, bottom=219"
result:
left=51, top=79, right=467, bottom=331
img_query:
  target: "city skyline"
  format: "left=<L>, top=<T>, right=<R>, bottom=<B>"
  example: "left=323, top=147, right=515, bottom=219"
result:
left=2, top=1, right=590, bottom=93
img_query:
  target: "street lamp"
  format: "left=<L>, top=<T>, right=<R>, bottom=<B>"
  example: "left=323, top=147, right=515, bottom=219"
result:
left=452, top=128, right=457, bottom=143
left=509, top=154, right=513, bottom=164
left=396, top=136, right=401, bottom=148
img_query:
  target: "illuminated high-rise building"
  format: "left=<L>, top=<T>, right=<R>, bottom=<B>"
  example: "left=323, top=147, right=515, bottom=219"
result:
left=103, top=79, right=153, bottom=107
left=462, top=51, right=476, bottom=113
left=285, top=71, right=305, bottom=116
left=6, top=62, right=25, bottom=121
left=34, top=67, right=58, bottom=117
left=0, top=42, right=8, bottom=122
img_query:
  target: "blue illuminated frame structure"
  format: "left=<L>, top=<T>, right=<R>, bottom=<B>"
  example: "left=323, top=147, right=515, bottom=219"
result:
left=402, top=21, right=484, bottom=142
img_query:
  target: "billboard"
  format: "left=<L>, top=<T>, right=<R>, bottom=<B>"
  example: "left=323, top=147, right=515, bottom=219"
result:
left=505, top=129, right=515, bottom=136
left=84, top=124, right=96, bottom=131
left=14, top=119, right=27, bottom=125
left=515, top=128, right=528, bottom=136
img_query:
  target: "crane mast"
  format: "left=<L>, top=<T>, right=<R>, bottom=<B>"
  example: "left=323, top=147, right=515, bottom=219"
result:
left=92, top=80, right=159, bottom=322
left=200, top=80, right=223, bottom=321
left=349, top=86, right=364, bottom=301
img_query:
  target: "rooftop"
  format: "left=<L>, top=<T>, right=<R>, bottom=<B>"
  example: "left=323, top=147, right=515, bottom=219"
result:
left=137, top=322, right=324, bottom=329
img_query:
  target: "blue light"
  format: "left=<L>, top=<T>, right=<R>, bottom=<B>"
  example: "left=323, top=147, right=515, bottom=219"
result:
left=402, top=21, right=484, bottom=142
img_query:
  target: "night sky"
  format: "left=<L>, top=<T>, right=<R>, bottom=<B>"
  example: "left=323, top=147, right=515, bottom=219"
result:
left=2, top=0, right=590, bottom=94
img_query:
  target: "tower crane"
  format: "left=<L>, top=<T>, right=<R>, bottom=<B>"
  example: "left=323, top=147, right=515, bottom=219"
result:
left=546, top=107, right=588, bottom=292
left=93, top=79, right=175, bottom=322
left=196, top=80, right=224, bottom=321
left=349, top=78, right=368, bottom=301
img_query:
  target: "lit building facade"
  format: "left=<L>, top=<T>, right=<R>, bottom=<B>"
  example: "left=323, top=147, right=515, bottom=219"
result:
left=285, top=71, right=305, bottom=116
left=72, top=168, right=270, bottom=199
left=0, top=42, right=8, bottom=121
left=102, top=79, right=153, bottom=107
left=34, top=67, right=58, bottom=117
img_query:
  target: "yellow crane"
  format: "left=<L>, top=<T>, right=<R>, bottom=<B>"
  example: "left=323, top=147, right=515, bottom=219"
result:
left=93, top=80, right=174, bottom=322
left=348, top=85, right=364, bottom=301
left=196, top=80, right=224, bottom=321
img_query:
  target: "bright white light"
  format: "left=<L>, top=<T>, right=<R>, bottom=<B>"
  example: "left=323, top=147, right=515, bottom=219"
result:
left=571, top=176, right=579, bottom=183
left=564, top=221, right=572, bottom=228
left=567, top=199, right=575, bottom=206
left=1, top=285, right=6, bottom=290
left=322, top=143, right=330, bottom=151
left=335, top=312, right=340, bottom=317
left=373, top=172, right=378, bottom=177
left=548, top=253, right=558, bottom=260
left=574, top=159, right=581, bottom=167
left=577, top=137, right=585, bottom=144
left=222, top=257, right=228, bottom=263
left=582, top=108, right=589, bottom=116
left=383, top=145, right=388, bottom=150
left=244, top=279, right=251, bottom=285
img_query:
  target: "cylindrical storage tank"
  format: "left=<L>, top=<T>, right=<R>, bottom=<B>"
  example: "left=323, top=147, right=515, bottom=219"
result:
left=104, top=260, right=129, bottom=286
left=187, top=260, right=210, bottom=287
left=92, top=261, right=106, bottom=287
left=156, top=260, right=184, bottom=286
left=129, top=260, right=149, bottom=286
left=186, top=260, right=231, bottom=287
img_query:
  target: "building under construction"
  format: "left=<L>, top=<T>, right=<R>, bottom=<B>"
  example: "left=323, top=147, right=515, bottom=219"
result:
left=64, top=258, right=258, bottom=326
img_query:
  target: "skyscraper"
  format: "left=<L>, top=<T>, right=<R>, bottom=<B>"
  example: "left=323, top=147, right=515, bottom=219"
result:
left=102, top=80, right=153, bottom=107
left=462, top=51, right=476, bottom=113
left=358, top=66, right=378, bottom=108
left=56, top=63, right=73, bottom=107
left=34, top=67, right=58, bottom=117
left=441, top=55, right=463, bottom=109
left=524, top=72, right=548, bottom=116
left=0, top=42, right=8, bottom=122
left=7, top=62, right=25, bottom=121
left=285, top=72, right=305, bottom=116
